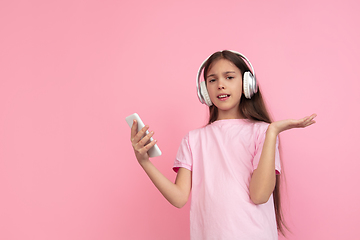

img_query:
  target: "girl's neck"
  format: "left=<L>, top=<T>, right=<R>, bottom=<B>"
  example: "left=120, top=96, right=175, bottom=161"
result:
left=216, top=109, right=244, bottom=120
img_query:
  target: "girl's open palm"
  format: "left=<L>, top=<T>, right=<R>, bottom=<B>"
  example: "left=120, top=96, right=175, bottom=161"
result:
left=269, top=113, right=317, bottom=134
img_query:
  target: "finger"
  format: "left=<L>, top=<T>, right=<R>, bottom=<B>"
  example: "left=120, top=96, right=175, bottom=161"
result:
left=297, top=114, right=316, bottom=127
left=302, top=116, right=312, bottom=125
left=301, top=115, right=312, bottom=122
left=130, top=120, right=138, bottom=140
left=306, top=113, right=317, bottom=121
left=133, top=125, right=150, bottom=144
left=292, top=116, right=308, bottom=127
left=138, top=138, right=158, bottom=155
left=304, top=114, right=317, bottom=124
left=306, top=119, right=316, bottom=126
left=309, top=113, right=317, bottom=121
left=302, top=116, right=317, bottom=127
left=137, top=131, right=155, bottom=147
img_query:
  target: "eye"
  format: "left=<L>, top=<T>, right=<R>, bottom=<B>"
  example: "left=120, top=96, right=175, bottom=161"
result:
left=227, top=76, right=234, bottom=80
left=208, top=79, right=216, bottom=83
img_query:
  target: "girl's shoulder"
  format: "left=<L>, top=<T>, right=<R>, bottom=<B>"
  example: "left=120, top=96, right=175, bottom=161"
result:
left=252, top=120, right=270, bottom=129
left=249, top=120, right=271, bottom=136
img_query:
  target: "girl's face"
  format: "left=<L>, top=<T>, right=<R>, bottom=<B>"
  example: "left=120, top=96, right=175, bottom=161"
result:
left=206, top=58, right=243, bottom=120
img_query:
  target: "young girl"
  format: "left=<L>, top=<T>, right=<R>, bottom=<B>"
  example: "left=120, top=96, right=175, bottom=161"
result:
left=130, top=50, right=316, bottom=240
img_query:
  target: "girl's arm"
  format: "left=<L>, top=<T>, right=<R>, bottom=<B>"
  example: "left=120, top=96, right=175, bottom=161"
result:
left=249, top=114, right=317, bottom=205
left=130, top=120, right=192, bottom=208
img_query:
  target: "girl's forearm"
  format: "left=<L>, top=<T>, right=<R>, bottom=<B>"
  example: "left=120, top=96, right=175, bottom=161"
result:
left=140, top=160, right=191, bottom=208
left=249, top=126, right=278, bottom=205
left=249, top=114, right=317, bottom=205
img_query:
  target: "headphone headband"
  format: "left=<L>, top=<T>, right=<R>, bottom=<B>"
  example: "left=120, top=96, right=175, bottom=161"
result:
left=196, top=50, right=258, bottom=105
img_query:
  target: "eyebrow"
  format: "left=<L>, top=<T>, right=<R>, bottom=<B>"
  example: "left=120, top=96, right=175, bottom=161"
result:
left=207, top=71, right=236, bottom=79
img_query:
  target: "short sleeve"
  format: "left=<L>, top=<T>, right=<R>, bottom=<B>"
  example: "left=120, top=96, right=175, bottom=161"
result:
left=252, top=125, right=281, bottom=175
left=173, top=133, right=193, bottom=173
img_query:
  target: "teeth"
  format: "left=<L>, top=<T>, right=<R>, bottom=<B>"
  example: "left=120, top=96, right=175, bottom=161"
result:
left=218, top=94, right=229, bottom=98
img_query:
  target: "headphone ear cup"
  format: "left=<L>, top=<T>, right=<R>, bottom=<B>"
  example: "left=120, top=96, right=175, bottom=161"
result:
left=243, top=71, right=255, bottom=99
left=200, top=81, right=213, bottom=106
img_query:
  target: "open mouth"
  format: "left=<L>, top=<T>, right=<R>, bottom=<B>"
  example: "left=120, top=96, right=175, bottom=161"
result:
left=217, top=94, right=230, bottom=99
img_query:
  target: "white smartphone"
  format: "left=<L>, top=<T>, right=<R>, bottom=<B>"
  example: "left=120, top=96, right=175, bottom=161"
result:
left=125, top=113, right=162, bottom=158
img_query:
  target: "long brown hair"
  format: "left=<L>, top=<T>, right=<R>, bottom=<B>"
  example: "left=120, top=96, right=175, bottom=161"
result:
left=203, top=50, right=288, bottom=236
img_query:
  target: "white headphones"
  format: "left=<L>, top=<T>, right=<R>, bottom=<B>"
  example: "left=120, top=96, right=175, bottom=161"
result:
left=196, top=50, right=258, bottom=106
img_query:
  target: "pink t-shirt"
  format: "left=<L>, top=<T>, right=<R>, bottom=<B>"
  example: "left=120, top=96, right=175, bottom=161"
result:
left=173, top=119, right=281, bottom=240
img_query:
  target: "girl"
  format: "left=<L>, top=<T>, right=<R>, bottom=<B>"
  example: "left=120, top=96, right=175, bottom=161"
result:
left=130, top=50, right=316, bottom=240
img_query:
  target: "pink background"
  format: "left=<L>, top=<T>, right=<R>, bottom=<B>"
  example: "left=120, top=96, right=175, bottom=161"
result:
left=1, top=0, right=359, bottom=239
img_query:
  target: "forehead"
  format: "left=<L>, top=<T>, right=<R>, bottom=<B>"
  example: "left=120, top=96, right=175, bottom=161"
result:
left=207, top=58, right=240, bottom=74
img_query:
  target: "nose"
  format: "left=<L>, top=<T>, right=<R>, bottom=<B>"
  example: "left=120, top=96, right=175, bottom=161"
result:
left=217, top=78, right=225, bottom=89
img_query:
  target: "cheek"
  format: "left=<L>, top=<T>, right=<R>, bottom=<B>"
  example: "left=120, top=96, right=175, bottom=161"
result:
left=207, top=86, right=216, bottom=100
left=234, top=81, right=243, bottom=95
left=206, top=84, right=215, bottom=95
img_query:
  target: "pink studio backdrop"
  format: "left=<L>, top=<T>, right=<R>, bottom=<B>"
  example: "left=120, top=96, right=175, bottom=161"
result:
left=1, top=0, right=359, bottom=239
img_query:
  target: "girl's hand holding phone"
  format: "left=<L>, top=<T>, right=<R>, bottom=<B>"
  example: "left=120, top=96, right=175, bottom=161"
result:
left=126, top=113, right=162, bottom=163
left=130, top=120, right=158, bottom=163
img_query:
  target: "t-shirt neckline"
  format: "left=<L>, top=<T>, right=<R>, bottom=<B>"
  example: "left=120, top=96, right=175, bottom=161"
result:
left=210, top=118, right=250, bottom=126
